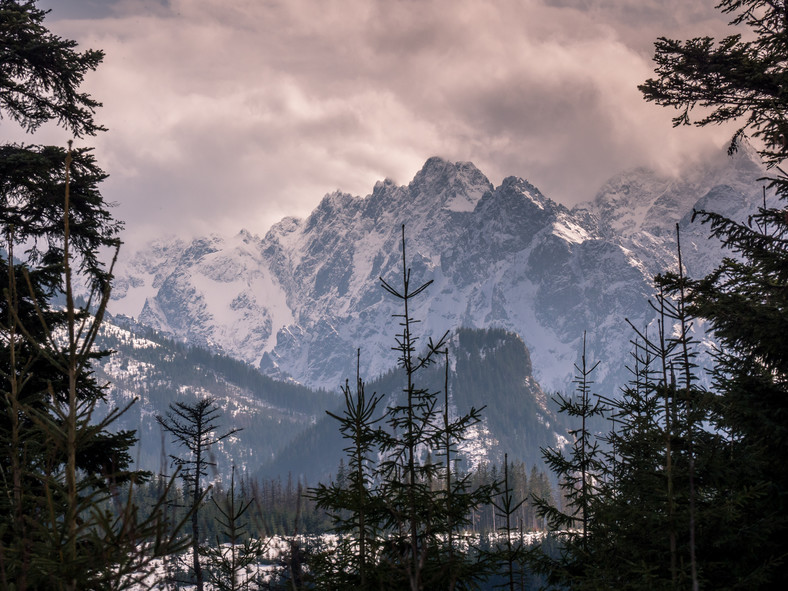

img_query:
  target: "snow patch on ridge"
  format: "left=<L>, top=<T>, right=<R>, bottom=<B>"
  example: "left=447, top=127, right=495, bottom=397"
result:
left=552, top=214, right=590, bottom=244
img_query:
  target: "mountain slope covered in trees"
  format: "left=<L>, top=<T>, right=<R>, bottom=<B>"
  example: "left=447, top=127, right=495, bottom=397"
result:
left=95, top=318, right=564, bottom=483
left=259, top=327, right=567, bottom=483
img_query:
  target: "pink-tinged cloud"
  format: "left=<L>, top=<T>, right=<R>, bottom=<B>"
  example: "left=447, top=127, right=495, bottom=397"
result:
left=31, top=0, right=737, bottom=248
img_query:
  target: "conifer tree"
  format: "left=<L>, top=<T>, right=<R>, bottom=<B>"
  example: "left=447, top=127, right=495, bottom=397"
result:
left=203, top=466, right=268, bottom=591
left=310, top=226, right=497, bottom=590
left=158, top=396, right=241, bottom=591
left=535, top=333, right=606, bottom=541
left=541, top=232, right=721, bottom=590
left=308, top=350, right=384, bottom=590
left=0, top=0, right=104, bottom=136
left=640, top=1, right=788, bottom=585
left=604, top=227, right=710, bottom=590
left=590, top=320, right=699, bottom=590
left=0, top=2, right=186, bottom=588
left=375, top=225, right=494, bottom=591
left=491, top=454, right=528, bottom=591
left=593, top=338, right=670, bottom=589
left=529, top=333, right=607, bottom=588
left=0, top=146, right=184, bottom=590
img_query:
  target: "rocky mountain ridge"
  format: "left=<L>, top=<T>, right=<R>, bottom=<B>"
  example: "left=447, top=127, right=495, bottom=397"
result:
left=109, top=146, right=775, bottom=396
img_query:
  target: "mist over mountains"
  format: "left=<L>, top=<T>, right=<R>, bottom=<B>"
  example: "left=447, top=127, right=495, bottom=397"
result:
left=109, top=142, right=770, bottom=398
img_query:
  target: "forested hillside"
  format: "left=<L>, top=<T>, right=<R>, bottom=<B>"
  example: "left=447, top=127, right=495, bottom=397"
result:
left=93, top=315, right=337, bottom=480
left=258, top=327, right=567, bottom=482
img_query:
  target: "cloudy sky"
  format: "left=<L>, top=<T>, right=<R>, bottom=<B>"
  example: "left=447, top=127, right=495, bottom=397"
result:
left=24, top=0, right=740, bottom=250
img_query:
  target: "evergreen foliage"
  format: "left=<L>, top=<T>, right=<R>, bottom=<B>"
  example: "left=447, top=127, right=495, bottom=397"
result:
left=308, top=350, right=383, bottom=589
left=0, top=2, right=185, bottom=588
left=529, top=232, right=751, bottom=590
left=201, top=467, right=269, bottom=591
left=640, top=0, right=788, bottom=586
left=490, top=454, right=528, bottom=591
left=527, top=3, right=788, bottom=588
left=309, top=226, right=499, bottom=590
left=639, top=0, right=788, bottom=165
left=529, top=333, right=608, bottom=589
left=158, top=396, right=241, bottom=591
left=0, top=0, right=104, bottom=136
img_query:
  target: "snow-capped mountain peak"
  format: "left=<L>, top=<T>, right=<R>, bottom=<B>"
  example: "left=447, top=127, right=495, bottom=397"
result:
left=110, top=146, right=772, bottom=395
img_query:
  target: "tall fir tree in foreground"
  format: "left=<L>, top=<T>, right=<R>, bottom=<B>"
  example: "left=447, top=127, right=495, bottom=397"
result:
left=529, top=333, right=607, bottom=589
left=376, top=225, right=496, bottom=591
left=0, top=2, right=185, bottom=588
left=585, top=242, right=714, bottom=591
left=531, top=223, right=781, bottom=591
left=640, top=0, right=788, bottom=586
left=532, top=2, right=788, bottom=589
left=310, top=226, right=497, bottom=590
left=308, top=350, right=384, bottom=590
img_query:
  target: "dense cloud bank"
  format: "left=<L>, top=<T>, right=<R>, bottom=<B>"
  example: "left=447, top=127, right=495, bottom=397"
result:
left=33, top=0, right=735, bottom=249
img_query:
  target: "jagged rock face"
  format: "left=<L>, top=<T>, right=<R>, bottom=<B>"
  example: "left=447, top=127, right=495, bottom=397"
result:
left=109, top=145, right=773, bottom=396
left=122, top=231, right=294, bottom=367
left=579, top=140, right=770, bottom=279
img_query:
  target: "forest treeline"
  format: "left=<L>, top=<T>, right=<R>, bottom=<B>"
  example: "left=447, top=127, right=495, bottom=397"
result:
left=1, top=0, right=787, bottom=589
left=129, top=457, right=554, bottom=545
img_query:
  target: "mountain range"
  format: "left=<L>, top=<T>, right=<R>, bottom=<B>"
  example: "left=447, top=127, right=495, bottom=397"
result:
left=108, top=141, right=774, bottom=399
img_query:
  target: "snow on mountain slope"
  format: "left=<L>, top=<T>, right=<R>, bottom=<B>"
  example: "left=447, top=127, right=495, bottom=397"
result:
left=574, top=139, right=771, bottom=278
left=111, top=237, right=186, bottom=317
left=93, top=315, right=335, bottom=480
left=109, top=146, right=774, bottom=396
left=114, top=230, right=293, bottom=366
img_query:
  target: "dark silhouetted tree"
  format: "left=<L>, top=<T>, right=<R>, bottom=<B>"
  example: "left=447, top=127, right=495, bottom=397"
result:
left=158, top=396, right=240, bottom=591
left=310, top=226, right=497, bottom=590
left=308, top=350, right=384, bottom=590
left=529, top=333, right=608, bottom=589
left=0, top=2, right=185, bottom=588
left=640, top=1, right=788, bottom=586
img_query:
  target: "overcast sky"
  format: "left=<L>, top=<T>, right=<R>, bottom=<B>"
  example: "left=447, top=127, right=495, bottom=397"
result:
left=22, top=0, right=740, bottom=250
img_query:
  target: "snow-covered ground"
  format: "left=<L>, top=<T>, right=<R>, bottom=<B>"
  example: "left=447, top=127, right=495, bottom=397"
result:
left=127, top=530, right=549, bottom=590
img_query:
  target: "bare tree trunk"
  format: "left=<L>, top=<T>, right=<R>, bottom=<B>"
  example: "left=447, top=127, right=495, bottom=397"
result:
left=675, top=225, right=699, bottom=591
left=193, top=424, right=204, bottom=591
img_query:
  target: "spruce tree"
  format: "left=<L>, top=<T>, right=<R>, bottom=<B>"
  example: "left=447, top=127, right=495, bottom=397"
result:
left=375, top=225, right=494, bottom=591
left=0, top=0, right=104, bottom=136
left=640, top=0, right=788, bottom=585
left=590, top=320, right=701, bottom=590
left=308, top=350, right=384, bottom=590
left=656, top=204, right=788, bottom=588
left=543, top=232, right=724, bottom=591
left=0, top=2, right=185, bottom=588
left=157, top=396, right=241, bottom=591
left=529, top=333, right=608, bottom=589
left=310, top=226, right=497, bottom=590
left=593, top=339, right=672, bottom=590
left=202, top=466, right=268, bottom=591
left=491, top=454, right=528, bottom=591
